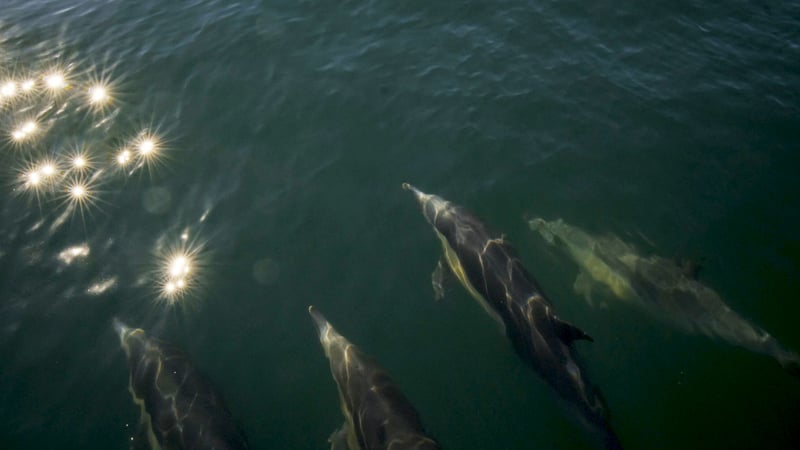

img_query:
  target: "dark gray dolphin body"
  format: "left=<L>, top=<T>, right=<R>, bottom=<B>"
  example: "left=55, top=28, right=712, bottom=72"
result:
left=308, top=306, right=440, bottom=450
left=530, top=217, right=800, bottom=378
left=113, top=319, right=249, bottom=450
left=403, top=184, right=621, bottom=449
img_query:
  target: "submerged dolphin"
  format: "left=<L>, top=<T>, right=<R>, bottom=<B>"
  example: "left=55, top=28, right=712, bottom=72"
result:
left=113, top=318, right=249, bottom=450
left=403, top=184, right=621, bottom=450
left=529, top=217, right=800, bottom=377
left=308, top=306, right=440, bottom=450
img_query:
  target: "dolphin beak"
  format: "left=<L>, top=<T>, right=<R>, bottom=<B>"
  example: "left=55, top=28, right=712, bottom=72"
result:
left=308, top=306, right=330, bottom=338
left=528, top=217, right=545, bottom=230
left=112, top=317, right=130, bottom=340
left=402, top=183, right=430, bottom=203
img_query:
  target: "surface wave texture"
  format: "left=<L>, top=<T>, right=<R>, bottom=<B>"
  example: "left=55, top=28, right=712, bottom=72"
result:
left=1, top=0, right=799, bottom=449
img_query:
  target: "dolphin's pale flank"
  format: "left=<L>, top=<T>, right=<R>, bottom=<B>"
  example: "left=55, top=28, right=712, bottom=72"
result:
left=308, top=306, right=440, bottom=450
left=529, top=217, right=800, bottom=378
left=403, top=184, right=622, bottom=450
left=113, top=318, right=249, bottom=450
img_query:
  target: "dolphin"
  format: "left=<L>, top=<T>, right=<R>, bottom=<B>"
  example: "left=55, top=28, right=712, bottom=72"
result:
left=113, top=318, right=249, bottom=450
left=403, top=184, right=622, bottom=450
left=308, top=306, right=440, bottom=450
left=529, top=217, right=800, bottom=378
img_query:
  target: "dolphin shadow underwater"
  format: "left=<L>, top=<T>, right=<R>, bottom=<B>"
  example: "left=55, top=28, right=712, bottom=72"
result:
left=308, top=306, right=441, bottom=450
left=529, top=217, right=800, bottom=379
left=113, top=318, right=250, bottom=450
left=403, top=184, right=623, bottom=450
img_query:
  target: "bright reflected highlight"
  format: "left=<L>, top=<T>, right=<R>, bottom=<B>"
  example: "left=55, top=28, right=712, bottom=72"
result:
left=87, top=83, right=112, bottom=110
left=21, top=79, right=36, bottom=92
left=57, top=244, right=90, bottom=264
left=116, top=149, right=131, bottom=166
left=155, top=234, right=206, bottom=307
left=73, top=156, right=86, bottom=169
left=1, top=81, right=17, bottom=98
left=159, top=249, right=198, bottom=304
left=11, top=120, right=38, bottom=143
left=61, top=176, right=101, bottom=220
left=44, top=71, right=67, bottom=91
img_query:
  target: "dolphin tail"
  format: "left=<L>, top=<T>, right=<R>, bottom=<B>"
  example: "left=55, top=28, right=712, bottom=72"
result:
left=603, top=430, right=625, bottom=450
left=784, top=361, right=800, bottom=379
left=777, top=353, right=800, bottom=380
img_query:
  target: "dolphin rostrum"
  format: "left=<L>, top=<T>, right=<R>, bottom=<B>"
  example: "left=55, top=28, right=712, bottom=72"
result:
left=529, top=217, right=800, bottom=378
left=308, top=306, right=440, bottom=450
left=113, top=318, right=249, bottom=450
left=403, top=184, right=622, bottom=450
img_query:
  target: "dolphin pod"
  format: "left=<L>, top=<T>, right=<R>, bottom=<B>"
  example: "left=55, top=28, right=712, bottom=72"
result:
left=402, top=184, right=622, bottom=450
left=529, top=217, right=800, bottom=378
left=113, top=319, right=250, bottom=450
left=308, top=306, right=441, bottom=450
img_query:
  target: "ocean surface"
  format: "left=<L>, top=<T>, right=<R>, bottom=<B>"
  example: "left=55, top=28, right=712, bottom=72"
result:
left=1, top=1, right=799, bottom=449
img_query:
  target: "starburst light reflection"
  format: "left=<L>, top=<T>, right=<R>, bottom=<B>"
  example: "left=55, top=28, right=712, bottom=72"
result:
left=116, top=148, right=132, bottom=166
left=87, top=83, right=112, bottom=109
left=10, top=120, right=38, bottom=143
left=21, top=79, right=36, bottom=92
left=1, top=80, right=17, bottom=98
left=155, top=234, right=206, bottom=306
left=133, top=131, right=166, bottom=171
left=43, top=70, right=67, bottom=92
left=66, top=147, right=93, bottom=172
left=15, top=158, right=60, bottom=198
left=60, top=176, right=102, bottom=221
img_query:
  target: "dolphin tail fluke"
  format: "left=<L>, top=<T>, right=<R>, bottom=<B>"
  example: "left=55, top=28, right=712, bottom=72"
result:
left=603, top=431, right=625, bottom=450
left=784, top=361, right=800, bottom=379
left=778, top=354, right=800, bottom=380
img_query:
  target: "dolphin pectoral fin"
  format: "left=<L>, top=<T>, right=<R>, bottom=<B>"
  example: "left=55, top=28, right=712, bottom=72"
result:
left=328, top=423, right=350, bottom=450
left=432, top=258, right=450, bottom=301
left=553, top=317, right=594, bottom=344
left=573, top=271, right=595, bottom=306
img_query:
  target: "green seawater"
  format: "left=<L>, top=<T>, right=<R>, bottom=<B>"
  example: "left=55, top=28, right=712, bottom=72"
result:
left=1, top=1, right=799, bottom=449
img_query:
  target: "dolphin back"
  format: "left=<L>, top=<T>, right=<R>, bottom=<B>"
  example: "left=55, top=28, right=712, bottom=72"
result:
left=116, top=321, right=249, bottom=450
left=309, top=307, right=440, bottom=450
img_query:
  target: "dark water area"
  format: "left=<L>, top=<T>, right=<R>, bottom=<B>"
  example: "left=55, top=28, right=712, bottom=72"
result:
left=1, top=0, right=799, bottom=449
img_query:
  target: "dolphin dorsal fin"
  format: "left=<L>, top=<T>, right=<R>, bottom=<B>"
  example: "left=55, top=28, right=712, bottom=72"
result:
left=553, top=317, right=593, bottom=344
